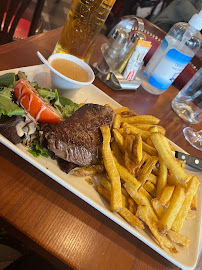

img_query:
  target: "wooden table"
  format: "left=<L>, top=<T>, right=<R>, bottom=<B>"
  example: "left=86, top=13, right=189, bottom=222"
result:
left=0, top=28, right=201, bottom=270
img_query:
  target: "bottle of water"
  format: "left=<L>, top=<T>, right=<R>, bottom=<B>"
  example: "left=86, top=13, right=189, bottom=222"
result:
left=141, top=10, right=202, bottom=95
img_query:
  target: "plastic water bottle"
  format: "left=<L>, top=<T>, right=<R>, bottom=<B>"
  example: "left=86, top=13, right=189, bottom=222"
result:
left=141, top=10, right=202, bottom=95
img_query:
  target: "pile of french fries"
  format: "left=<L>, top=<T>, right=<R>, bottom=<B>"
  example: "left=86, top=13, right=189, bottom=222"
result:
left=72, top=106, right=200, bottom=253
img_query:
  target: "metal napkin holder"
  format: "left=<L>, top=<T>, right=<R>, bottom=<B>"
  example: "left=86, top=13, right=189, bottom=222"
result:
left=93, top=16, right=144, bottom=91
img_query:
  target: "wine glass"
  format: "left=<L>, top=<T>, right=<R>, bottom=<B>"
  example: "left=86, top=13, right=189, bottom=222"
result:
left=183, top=127, right=202, bottom=151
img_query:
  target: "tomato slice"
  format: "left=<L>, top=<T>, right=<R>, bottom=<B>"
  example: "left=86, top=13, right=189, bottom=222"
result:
left=14, top=79, right=63, bottom=124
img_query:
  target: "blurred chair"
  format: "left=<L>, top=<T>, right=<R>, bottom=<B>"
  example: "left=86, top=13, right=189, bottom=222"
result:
left=110, top=15, right=201, bottom=90
left=0, top=0, right=45, bottom=45
left=147, top=0, right=174, bottom=20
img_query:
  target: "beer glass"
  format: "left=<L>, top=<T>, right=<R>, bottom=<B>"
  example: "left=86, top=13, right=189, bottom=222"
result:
left=53, top=0, right=117, bottom=63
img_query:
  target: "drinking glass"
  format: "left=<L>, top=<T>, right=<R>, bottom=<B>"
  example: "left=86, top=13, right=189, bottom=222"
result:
left=53, top=0, right=117, bottom=63
left=183, top=127, right=202, bottom=151
left=172, top=67, right=202, bottom=124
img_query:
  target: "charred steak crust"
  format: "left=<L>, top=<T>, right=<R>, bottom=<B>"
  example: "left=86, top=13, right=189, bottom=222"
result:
left=42, top=103, right=115, bottom=166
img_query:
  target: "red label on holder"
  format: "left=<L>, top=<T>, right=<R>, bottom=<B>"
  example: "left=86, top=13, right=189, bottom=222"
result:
left=126, top=70, right=135, bottom=81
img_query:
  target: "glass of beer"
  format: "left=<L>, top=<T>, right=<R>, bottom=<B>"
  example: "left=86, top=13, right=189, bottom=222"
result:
left=53, top=0, right=117, bottom=63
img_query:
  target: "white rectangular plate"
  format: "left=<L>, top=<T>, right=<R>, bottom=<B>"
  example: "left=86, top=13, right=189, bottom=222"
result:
left=0, top=64, right=201, bottom=270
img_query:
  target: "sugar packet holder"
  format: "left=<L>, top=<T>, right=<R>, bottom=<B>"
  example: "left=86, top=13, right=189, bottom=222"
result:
left=91, top=17, right=144, bottom=90
left=93, top=16, right=151, bottom=90
left=123, top=40, right=152, bottom=81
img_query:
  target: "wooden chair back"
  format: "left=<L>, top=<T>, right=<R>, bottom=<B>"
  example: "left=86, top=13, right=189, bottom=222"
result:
left=0, top=0, right=45, bottom=45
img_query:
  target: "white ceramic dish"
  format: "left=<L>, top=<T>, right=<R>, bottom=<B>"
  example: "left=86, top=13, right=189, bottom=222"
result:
left=0, top=64, right=201, bottom=270
left=47, top=53, right=95, bottom=90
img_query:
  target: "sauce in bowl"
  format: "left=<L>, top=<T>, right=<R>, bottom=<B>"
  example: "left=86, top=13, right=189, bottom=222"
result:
left=51, top=58, right=89, bottom=82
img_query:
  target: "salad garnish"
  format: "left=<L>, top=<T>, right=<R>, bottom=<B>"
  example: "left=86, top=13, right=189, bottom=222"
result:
left=0, top=71, right=79, bottom=158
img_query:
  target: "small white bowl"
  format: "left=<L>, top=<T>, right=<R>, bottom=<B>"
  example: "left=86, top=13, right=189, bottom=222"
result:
left=48, top=53, right=95, bottom=90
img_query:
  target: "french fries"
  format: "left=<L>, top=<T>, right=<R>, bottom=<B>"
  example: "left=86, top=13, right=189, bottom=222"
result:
left=139, top=187, right=152, bottom=201
left=142, top=141, right=158, bottom=156
left=113, top=156, right=141, bottom=191
left=122, top=122, right=149, bottom=140
left=147, top=173, right=157, bottom=185
left=100, top=177, right=128, bottom=208
left=151, top=198, right=164, bottom=219
left=158, top=185, right=185, bottom=232
left=72, top=165, right=104, bottom=176
left=132, top=124, right=165, bottom=135
left=150, top=132, right=188, bottom=183
left=137, top=156, right=158, bottom=186
left=121, top=115, right=160, bottom=125
left=96, top=185, right=144, bottom=228
left=113, top=129, right=124, bottom=153
left=191, top=194, right=197, bottom=211
left=74, top=106, right=200, bottom=254
left=132, top=134, right=143, bottom=164
left=128, top=197, right=137, bottom=214
left=156, top=156, right=167, bottom=199
left=167, top=230, right=190, bottom=247
left=143, top=181, right=156, bottom=197
left=123, top=134, right=143, bottom=174
left=171, top=175, right=200, bottom=232
left=159, top=185, right=175, bottom=206
left=111, top=141, right=125, bottom=165
left=100, top=125, right=122, bottom=212
left=136, top=205, right=178, bottom=253
left=125, top=183, right=158, bottom=222
left=114, top=106, right=130, bottom=114
left=113, top=114, right=122, bottom=129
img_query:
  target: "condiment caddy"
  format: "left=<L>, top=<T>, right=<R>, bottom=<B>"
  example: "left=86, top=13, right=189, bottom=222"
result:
left=93, top=16, right=151, bottom=91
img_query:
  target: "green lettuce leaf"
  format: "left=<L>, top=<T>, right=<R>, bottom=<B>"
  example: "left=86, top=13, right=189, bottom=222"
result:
left=0, top=88, right=24, bottom=117
left=37, top=87, right=79, bottom=118
left=28, top=140, right=49, bottom=158
left=37, top=88, right=57, bottom=102
left=0, top=73, right=16, bottom=88
left=56, top=96, right=79, bottom=118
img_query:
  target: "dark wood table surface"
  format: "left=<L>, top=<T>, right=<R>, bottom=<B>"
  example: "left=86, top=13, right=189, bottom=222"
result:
left=0, top=28, right=201, bottom=270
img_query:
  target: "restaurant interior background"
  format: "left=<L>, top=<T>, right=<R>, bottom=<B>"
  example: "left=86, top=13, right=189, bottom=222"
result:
left=36, top=0, right=156, bottom=34
left=0, top=0, right=201, bottom=269
left=36, top=0, right=71, bottom=32
left=31, top=0, right=164, bottom=34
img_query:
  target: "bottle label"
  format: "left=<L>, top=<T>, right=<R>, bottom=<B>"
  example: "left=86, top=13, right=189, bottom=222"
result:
left=148, top=43, right=192, bottom=90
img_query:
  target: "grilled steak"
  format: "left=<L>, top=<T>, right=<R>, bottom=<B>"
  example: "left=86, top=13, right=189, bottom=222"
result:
left=42, top=103, right=115, bottom=166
